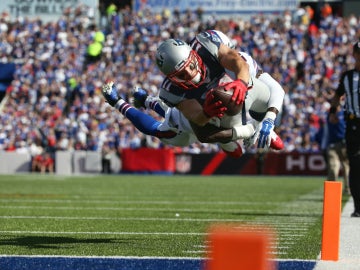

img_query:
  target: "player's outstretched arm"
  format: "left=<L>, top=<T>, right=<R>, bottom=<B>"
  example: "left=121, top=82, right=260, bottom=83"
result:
left=218, top=44, right=250, bottom=104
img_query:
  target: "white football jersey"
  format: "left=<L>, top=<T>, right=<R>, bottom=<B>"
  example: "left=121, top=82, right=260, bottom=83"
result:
left=155, top=102, right=198, bottom=147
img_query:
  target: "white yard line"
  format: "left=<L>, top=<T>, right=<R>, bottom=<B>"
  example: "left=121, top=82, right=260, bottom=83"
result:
left=0, top=205, right=296, bottom=214
left=0, top=230, right=205, bottom=236
left=0, top=198, right=281, bottom=205
left=0, top=215, right=315, bottom=228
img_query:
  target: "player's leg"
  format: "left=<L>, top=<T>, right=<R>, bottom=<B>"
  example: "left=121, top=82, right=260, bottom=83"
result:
left=102, top=82, right=176, bottom=139
left=268, top=130, right=284, bottom=150
left=218, top=141, right=244, bottom=158
left=116, top=100, right=177, bottom=139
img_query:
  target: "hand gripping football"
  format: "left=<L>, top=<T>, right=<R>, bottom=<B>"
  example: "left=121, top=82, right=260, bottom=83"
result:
left=212, top=84, right=242, bottom=116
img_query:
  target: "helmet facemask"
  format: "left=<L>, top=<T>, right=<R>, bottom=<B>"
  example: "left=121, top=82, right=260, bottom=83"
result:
left=167, top=50, right=206, bottom=90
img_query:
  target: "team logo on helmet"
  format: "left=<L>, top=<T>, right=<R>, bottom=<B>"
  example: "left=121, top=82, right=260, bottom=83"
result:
left=173, top=39, right=185, bottom=46
left=156, top=57, right=164, bottom=68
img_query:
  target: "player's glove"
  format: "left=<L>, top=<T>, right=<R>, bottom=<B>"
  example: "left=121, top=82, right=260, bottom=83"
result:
left=255, top=111, right=276, bottom=149
left=223, top=79, right=248, bottom=105
left=203, top=90, right=227, bottom=118
left=102, top=81, right=122, bottom=107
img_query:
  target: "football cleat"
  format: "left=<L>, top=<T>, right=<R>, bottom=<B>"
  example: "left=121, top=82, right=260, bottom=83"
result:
left=132, top=86, right=148, bottom=109
left=221, top=141, right=243, bottom=158
left=102, top=81, right=121, bottom=107
left=102, top=81, right=114, bottom=97
left=269, top=131, right=284, bottom=150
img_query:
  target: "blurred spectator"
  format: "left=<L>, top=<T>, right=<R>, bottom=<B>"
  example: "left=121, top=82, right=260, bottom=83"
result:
left=101, top=141, right=113, bottom=174
left=305, top=5, right=314, bottom=23
left=31, top=152, right=54, bottom=174
left=40, top=153, right=55, bottom=173
left=5, top=139, right=16, bottom=152
left=0, top=63, right=15, bottom=102
left=322, top=106, right=350, bottom=194
left=31, top=153, right=43, bottom=172
left=321, top=3, right=332, bottom=19
left=83, top=25, right=105, bottom=71
left=106, top=3, right=117, bottom=22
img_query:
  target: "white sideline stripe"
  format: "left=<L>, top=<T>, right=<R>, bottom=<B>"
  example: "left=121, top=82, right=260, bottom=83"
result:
left=0, top=215, right=313, bottom=228
left=0, top=214, right=316, bottom=226
left=0, top=205, right=320, bottom=215
left=0, top=198, right=280, bottom=205
left=0, top=230, right=205, bottom=236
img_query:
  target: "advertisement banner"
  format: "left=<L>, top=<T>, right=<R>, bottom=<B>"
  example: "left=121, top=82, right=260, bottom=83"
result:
left=175, top=152, right=327, bottom=176
left=134, top=0, right=299, bottom=15
left=0, top=0, right=97, bottom=22
left=122, top=147, right=175, bottom=174
left=119, top=149, right=328, bottom=176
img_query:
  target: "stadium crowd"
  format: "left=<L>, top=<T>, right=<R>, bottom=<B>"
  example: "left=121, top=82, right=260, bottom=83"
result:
left=0, top=3, right=359, bottom=161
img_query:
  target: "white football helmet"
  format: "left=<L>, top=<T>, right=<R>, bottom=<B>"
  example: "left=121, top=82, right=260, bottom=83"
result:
left=155, top=39, right=206, bottom=90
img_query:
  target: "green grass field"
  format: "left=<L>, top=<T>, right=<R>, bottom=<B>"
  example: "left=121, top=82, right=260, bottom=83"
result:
left=0, top=174, right=348, bottom=259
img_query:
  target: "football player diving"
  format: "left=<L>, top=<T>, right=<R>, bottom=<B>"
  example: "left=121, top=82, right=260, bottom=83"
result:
left=101, top=30, right=285, bottom=157
left=155, top=30, right=284, bottom=150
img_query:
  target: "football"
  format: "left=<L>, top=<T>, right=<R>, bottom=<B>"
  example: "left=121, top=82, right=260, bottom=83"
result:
left=212, top=85, right=242, bottom=116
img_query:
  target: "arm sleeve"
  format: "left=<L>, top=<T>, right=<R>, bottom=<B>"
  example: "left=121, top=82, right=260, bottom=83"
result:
left=257, top=72, right=285, bottom=113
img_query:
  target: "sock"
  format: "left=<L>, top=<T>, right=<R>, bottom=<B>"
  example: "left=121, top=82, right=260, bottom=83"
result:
left=145, top=98, right=166, bottom=117
left=116, top=100, right=161, bottom=136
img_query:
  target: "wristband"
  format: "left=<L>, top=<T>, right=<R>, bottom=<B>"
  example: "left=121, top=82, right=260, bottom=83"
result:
left=264, top=111, right=277, bottom=121
left=238, top=79, right=248, bottom=87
